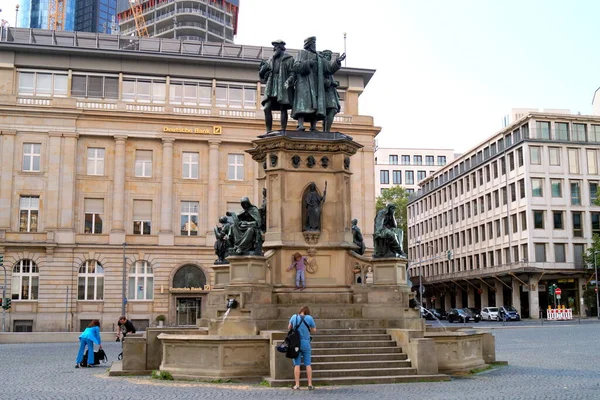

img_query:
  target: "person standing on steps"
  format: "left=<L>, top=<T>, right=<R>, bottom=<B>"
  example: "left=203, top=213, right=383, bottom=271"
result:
left=75, top=319, right=102, bottom=368
left=287, top=252, right=308, bottom=290
left=288, top=306, right=317, bottom=390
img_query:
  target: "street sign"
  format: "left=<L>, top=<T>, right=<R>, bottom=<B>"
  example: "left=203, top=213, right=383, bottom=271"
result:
left=555, top=288, right=562, bottom=296
left=419, top=285, right=426, bottom=294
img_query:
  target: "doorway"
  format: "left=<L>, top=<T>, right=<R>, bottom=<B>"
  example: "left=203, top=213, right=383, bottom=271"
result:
left=176, top=298, right=202, bottom=326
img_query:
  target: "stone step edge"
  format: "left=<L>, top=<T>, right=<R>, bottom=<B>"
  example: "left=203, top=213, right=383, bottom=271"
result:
left=312, top=360, right=411, bottom=367
left=264, top=374, right=451, bottom=387
left=312, top=352, right=408, bottom=359
left=312, top=346, right=404, bottom=353
left=312, top=367, right=416, bottom=373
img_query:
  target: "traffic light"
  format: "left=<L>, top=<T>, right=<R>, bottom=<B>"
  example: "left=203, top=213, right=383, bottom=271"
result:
left=447, top=250, right=453, bottom=260
left=1, top=298, right=10, bottom=310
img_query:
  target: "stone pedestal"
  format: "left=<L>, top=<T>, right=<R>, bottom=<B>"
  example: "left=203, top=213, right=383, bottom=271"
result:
left=228, top=255, right=269, bottom=285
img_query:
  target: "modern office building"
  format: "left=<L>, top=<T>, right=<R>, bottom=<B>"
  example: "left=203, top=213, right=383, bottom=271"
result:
left=17, top=0, right=76, bottom=30
left=17, top=0, right=117, bottom=33
left=374, top=147, right=455, bottom=196
left=407, top=112, right=600, bottom=319
left=0, top=27, right=377, bottom=332
left=116, top=0, right=239, bottom=42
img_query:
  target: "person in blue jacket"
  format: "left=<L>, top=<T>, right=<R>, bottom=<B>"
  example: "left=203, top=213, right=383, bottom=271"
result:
left=75, top=319, right=102, bottom=368
left=288, top=306, right=317, bottom=390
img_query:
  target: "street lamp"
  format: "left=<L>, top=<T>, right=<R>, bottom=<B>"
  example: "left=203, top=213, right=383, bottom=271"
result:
left=594, top=251, right=600, bottom=319
left=15, top=4, right=19, bottom=28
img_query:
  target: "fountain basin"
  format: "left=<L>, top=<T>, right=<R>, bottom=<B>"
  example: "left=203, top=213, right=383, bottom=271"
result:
left=425, top=329, right=491, bottom=373
left=158, top=333, right=270, bottom=381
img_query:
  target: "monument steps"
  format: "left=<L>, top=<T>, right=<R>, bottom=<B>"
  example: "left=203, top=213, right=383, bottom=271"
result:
left=266, top=328, right=449, bottom=387
left=264, top=318, right=396, bottom=330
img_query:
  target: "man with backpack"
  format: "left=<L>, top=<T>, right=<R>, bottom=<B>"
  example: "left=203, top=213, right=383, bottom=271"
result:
left=116, top=316, right=136, bottom=342
left=287, top=306, right=317, bottom=390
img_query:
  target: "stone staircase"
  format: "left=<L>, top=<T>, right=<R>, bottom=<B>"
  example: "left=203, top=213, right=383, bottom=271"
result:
left=267, top=327, right=449, bottom=386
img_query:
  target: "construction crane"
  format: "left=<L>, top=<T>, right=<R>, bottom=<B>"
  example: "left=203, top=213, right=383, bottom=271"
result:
left=48, top=0, right=66, bottom=30
left=129, top=0, right=149, bottom=37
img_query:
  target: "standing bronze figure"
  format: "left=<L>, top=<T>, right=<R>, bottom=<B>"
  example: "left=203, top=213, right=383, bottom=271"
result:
left=303, top=181, right=327, bottom=231
left=259, top=40, right=295, bottom=132
left=320, top=49, right=345, bottom=132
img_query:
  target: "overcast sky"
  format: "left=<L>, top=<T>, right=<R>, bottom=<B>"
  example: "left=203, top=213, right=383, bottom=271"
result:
left=2, top=0, right=599, bottom=153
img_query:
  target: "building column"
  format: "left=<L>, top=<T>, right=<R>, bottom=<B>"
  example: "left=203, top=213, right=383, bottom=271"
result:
left=206, top=140, right=221, bottom=243
left=57, top=133, right=78, bottom=243
left=467, top=286, right=475, bottom=308
left=45, top=132, right=62, bottom=232
left=0, top=130, right=16, bottom=231
left=444, top=293, right=452, bottom=312
left=529, top=275, right=541, bottom=319
left=480, top=285, right=489, bottom=308
left=578, top=277, right=588, bottom=318
left=495, top=280, right=504, bottom=307
left=455, top=290, right=463, bottom=309
left=159, top=138, right=175, bottom=245
left=110, top=135, right=127, bottom=244
left=512, top=277, right=522, bottom=315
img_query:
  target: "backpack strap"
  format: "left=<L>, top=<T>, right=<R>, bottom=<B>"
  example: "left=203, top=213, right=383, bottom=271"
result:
left=295, top=315, right=311, bottom=331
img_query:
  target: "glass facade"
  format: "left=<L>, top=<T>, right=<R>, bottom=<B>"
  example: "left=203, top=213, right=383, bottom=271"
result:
left=19, top=0, right=112, bottom=32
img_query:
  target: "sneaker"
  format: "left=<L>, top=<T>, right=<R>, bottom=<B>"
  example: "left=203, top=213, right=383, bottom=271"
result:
left=294, top=287, right=300, bottom=290
left=292, top=385, right=300, bottom=390
left=308, top=385, right=314, bottom=390
left=75, top=365, right=79, bottom=369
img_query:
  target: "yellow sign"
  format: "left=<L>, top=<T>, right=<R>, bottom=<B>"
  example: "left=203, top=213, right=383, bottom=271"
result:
left=163, top=126, right=222, bottom=135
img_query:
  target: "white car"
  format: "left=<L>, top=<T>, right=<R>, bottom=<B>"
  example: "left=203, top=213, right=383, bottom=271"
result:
left=481, top=307, right=499, bottom=321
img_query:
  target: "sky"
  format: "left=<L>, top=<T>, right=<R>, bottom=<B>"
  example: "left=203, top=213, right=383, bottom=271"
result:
left=1, top=0, right=599, bottom=153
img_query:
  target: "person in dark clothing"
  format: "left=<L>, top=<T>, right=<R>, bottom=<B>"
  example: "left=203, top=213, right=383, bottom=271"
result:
left=116, top=316, right=136, bottom=342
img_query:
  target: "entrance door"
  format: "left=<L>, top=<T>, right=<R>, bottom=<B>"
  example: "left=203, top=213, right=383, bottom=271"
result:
left=176, top=298, right=202, bottom=326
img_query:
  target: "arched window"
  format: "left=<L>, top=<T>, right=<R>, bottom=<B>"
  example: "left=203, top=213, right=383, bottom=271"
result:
left=78, top=260, right=104, bottom=301
left=11, top=259, right=39, bottom=300
left=172, top=265, right=206, bottom=289
left=128, top=260, right=153, bottom=300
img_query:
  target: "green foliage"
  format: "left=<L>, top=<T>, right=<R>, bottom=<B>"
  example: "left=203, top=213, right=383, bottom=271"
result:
left=209, top=378, right=233, bottom=384
left=584, top=234, right=600, bottom=268
left=258, top=380, right=271, bottom=387
left=151, top=370, right=174, bottom=380
left=376, top=185, right=409, bottom=251
left=156, top=314, right=166, bottom=322
left=583, top=286, right=598, bottom=310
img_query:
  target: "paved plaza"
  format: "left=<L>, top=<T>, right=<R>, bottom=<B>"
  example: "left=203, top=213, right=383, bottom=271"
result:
left=1, top=323, right=599, bottom=400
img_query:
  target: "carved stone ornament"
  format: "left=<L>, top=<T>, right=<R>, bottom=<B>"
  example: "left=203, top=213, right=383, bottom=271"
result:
left=320, top=156, right=329, bottom=168
left=302, top=231, right=320, bottom=245
left=291, top=154, right=301, bottom=168
left=306, top=155, right=316, bottom=168
left=262, top=160, right=267, bottom=170
left=247, top=134, right=364, bottom=162
left=344, top=156, right=350, bottom=170
left=306, top=257, right=318, bottom=274
left=269, top=153, right=278, bottom=168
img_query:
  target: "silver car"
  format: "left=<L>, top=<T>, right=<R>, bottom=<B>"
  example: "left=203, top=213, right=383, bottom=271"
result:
left=481, top=307, right=499, bottom=321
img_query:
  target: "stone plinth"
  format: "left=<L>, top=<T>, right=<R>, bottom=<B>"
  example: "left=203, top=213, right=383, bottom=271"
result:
left=228, top=255, right=268, bottom=285
left=426, top=330, right=488, bottom=373
left=158, top=334, right=270, bottom=381
left=212, top=264, right=230, bottom=289
left=371, top=256, right=409, bottom=285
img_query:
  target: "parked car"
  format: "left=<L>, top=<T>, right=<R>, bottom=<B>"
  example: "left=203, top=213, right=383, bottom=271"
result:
left=447, top=308, right=474, bottom=323
left=464, top=307, right=482, bottom=323
left=431, top=308, right=447, bottom=320
left=423, top=308, right=445, bottom=320
left=481, top=307, right=499, bottom=321
left=498, top=306, right=521, bottom=321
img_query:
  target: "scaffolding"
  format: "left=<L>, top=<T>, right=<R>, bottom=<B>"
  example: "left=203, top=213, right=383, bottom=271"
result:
left=48, top=0, right=66, bottom=30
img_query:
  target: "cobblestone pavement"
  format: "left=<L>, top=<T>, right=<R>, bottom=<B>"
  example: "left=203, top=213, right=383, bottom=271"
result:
left=1, top=323, right=599, bottom=400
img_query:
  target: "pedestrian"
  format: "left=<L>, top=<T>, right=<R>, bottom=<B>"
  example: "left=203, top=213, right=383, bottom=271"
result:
left=75, top=319, right=102, bottom=368
left=288, top=252, right=308, bottom=290
left=116, top=316, right=136, bottom=342
left=288, top=306, right=317, bottom=390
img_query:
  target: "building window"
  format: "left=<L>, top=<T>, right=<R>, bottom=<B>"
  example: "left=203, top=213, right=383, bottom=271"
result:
left=133, top=200, right=152, bottom=235
left=536, top=121, right=550, bottom=139
left=517, top=148, right=524, bottom=166
left=437, top=156, right=447, bottom=165
left=19, top=196, right=39, bottom=232
left=169, top=80, right=212, bottom=106
left=71, top=74, right=119, bottom=99
left=556, top=122, right=569, bottom=140
left=392, top=170, right=402, bottom=185
left=587, top=149, right=598, bottom=175
left=380, top=170, right=389, bottom=184
left=510, top=183, right=516, bottom=202
left=417, top=170, right=427, bottom=182
left=535, top=243, right=546, bottom=262
left=135, top=150, right=153, bottom=177
left=551, top=179, right=562, bottom=198
left=520, top=211, right=527, bottom=231
left=572, top=211, right=583, bottom=237
left=11, top=260, right=39, bottom=300
left=494, top=190, right=500, bottom=208
left=508, top=153, right=515, bottom=171
left=77, top=260, right=104, bottom=301
left=182, top=152, right=199, bottom=179
left=592, top=212, right=600, bottom=235
left=554, top=244, right=566, bottom=263
left=511, top=214, right=518, bottom=233
left=401, top=155, right=410, bottom=165
left=568, top=148, right=579, bottom=174
left=570, top=181, right=581, bottom=205
left=548, top=147, right=560, bottom=166
left=228, top=154, right=244, bottom=180
left=22, top=143, right=41, bottom=172
left=414, top=155, right=422, bottom=165
left=591, top=125, right=600, bottom=142
left=84, top=198, right=103, bottom=234
left=573, top=124, right=587, bottom=141
left=531, top=178, right=543, bottom=197
left=553, top=211, right=563, bottom=230
left=406, top=189, right=414, bottom=194
left=574, top=244, right=585, bottom=268
left=590, top=182, right=598, bottom=205
left=425, top=155, right=434, bottom=166
left=518, top=179, right=525, bottom=199
left=128, top=260, right=154, bottom=300
left=180, top=201, right=199, bottom=236
left=533, top=210, right=544, bottom=229
left=406, top=171, right=414, bottom=185
left=86, top=148, right=105, bottom=175
left=530, top=146, right=541, bottom=165
left=215, top=83, right=257, bottom=109
left=122, top=77, right=166, bottom=103
left=389, top=155, right=398, bottom=165
left=17, top=71, right=68, bottom=97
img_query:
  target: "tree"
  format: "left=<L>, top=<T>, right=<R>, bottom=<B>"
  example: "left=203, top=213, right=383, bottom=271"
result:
left=584, top=234, right=600, bottom=269
left=376, top=185, right=409, bottom=252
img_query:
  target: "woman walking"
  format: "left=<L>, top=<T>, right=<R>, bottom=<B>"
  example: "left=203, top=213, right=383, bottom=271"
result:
left=75, top=319, right=102, bottom=368
left=288, top=306, right=317, bottom=390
